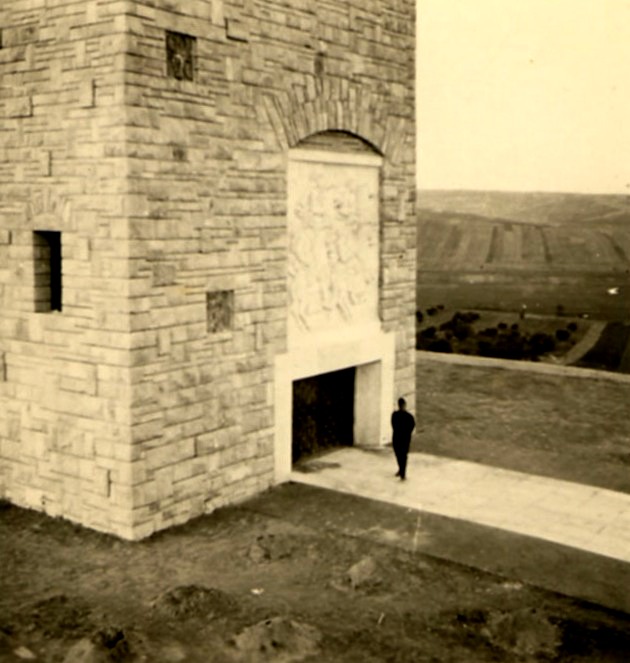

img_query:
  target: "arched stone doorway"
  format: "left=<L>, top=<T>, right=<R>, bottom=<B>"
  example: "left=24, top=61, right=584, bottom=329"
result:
left=274, top=131, right=396, bottom=478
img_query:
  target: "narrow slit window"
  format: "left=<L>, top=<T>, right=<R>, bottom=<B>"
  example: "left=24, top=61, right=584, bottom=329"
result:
left=33, top=231, right=62, bottom=312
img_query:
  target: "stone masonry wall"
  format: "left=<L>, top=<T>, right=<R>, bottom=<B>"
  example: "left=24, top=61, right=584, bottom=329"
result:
left=123, top=0, right=417, bottom=538
left=0, top=0, right=416, bottom=540
left=0, top=0, right=135, bottom=536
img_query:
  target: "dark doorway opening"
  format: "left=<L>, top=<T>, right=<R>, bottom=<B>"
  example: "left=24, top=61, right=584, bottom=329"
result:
left=292, top=366, right=355, bottom=464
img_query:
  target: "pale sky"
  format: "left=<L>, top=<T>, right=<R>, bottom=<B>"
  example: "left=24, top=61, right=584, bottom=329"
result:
left=416, top=0, right=630, bottom=193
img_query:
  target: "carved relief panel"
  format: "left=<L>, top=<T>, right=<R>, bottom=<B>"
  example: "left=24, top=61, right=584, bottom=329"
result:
left=287, top=149, right=382, bottom=346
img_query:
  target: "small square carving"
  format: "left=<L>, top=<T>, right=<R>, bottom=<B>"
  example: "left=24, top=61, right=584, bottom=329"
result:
left=166, top=30, right=195, bottom=81
left=206, top=290, right=234, bottom=334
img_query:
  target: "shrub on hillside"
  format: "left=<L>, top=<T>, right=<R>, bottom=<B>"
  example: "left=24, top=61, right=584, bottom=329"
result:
left=427, top=338, right=452, bottom=353
left=555, top=328, right=570, bottom=342
left=419, top=308, right=575, bottom=363
left=528, top=332, right=555, bottom=356
left=449, top=311, right=476, bottom=324
left=416, top=311, right=424, bottom=323
left=477, top=340, right=494, bottom=357
left=431, top=312, right=476, bottom=344
left=453, top=324, right=472, bottom=341
left=479, top=327, right=498, bottom=338
left=496, top=343, right=525, bottom=361
left=417, top=326, right=437, bottom=350
left=478, top=332, right=527, bottom=360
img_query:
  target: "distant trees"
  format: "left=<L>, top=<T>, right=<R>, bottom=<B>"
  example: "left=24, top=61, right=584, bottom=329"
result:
left=555, top=328, right=570, bottom=342
left=416, top=308, right=580, bottom=363
left=426, top=338, right=453, bottom=354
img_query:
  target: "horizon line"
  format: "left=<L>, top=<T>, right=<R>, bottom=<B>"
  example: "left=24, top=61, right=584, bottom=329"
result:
left=417, top=187, right=630, bottom=197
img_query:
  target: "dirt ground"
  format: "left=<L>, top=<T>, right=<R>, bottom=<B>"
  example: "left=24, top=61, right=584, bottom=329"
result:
left=2, top=359, right=630, bottom=662
left=2, top=480, right=630, bottom=663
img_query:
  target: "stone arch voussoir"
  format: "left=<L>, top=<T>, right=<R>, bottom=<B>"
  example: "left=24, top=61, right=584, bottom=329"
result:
left=263, top=86, right=394, bottom=159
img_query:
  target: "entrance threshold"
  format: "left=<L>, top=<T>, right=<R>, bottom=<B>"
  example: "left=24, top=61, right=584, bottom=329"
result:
left=273, top=328, right=396, bottom=483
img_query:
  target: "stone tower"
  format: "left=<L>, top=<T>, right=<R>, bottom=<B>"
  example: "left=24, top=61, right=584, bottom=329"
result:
left=0, top=0, right=417, bottom=539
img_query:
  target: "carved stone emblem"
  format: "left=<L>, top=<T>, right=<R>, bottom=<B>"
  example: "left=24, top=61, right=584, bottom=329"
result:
left=206, top=290, right=234, bottom=333
left=166, top=31, right=195, bottom=81
left=27, top=187, right=73, bottom=230
left=287, top=157, right=380, bottom=340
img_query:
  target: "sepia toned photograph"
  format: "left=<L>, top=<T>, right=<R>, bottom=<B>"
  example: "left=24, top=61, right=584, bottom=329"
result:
left=0, top=0, right=629, bottom=660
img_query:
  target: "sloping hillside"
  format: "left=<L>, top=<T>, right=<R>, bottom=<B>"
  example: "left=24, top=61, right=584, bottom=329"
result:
left=417, top=191, right=630, bottom=319
left=417, top=211, right=630, bottom=273
left=418, top=190, right=630, bottom=227
left=417, top=190, right=630, bottom=273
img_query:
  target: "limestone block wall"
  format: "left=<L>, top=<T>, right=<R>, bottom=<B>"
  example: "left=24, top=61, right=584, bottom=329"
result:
left=0, top=1, right=135, bottom=535
left=0, top=0, right=416, bottom=540
left=123, top=0, right=417, bottom=538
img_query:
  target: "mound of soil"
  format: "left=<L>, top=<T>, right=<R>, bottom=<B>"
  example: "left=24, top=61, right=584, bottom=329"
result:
left=328, top=555, right=383, bottom=595
left=246, top=533, right=297, bottom=563
left=447, top=607, right=562, bottom=659
left=15, top=595, right=95, bottom=640
left=152, top=585, right=239, bottom=621
left=3, top=595, right=137, bottom=663
left=63, top=627, right=132, bottom=663
left=231, top=617, right=321, bottom=663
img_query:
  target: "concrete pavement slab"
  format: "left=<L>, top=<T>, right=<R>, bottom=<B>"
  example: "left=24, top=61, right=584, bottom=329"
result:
left=291, top=448, right=630, bottom=565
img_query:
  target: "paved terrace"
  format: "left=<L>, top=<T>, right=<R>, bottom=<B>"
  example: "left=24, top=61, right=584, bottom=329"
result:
left=291, top=447, right=630, bottom=612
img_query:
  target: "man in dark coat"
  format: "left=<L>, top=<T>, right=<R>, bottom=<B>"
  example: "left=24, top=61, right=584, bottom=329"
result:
left=391, top=397, right=415, bottom=480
